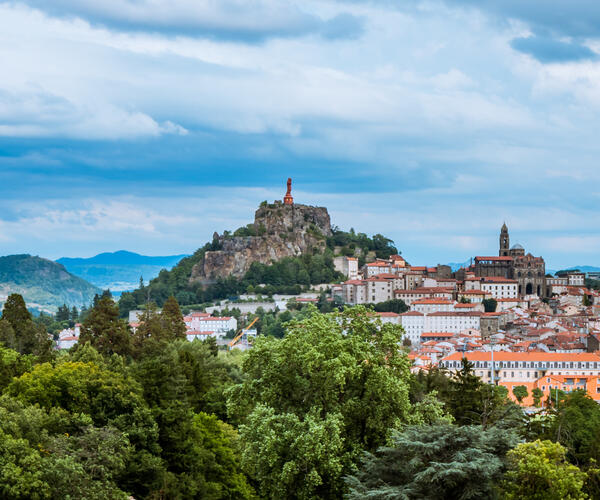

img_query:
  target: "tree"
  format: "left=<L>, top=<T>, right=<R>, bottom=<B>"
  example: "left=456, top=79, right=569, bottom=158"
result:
left=55, top=304, right=70, bottom=323
left=1, top=294, right=51, bottom=357
left=228, top=306, right=413, bottom=498
left=346, top=424, right=518, bottom=500
left=0, top=346, right=34, bottom=391
left=445, top=358, right=518, bottom=428
left=513, top=385, right=529, bottom=403
left=6, top=361, right=163, bottom=497
left=40, top=426, right=131, bottom=500
left=161, top=296, right=187, bottom=340
left=0, top=319, right=16, bottom=351
left=532, top=388, right=544, bottom=407
left=482, top=298, right=498, bottom=313
left=373, top=299, right=408, bottom=314
left=546, top=390, right=600, bottom=467
left=79, top=295, right=132, bottom=357
left=501, top=440, right=587, bottom=500
left=1, top=294, right=32, bottom=328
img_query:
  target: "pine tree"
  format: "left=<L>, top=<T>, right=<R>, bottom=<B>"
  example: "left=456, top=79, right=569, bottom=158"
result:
left=79, top=295, right=132, bottom=357
left=161, top=296, right=187, bottom=341
left=2, top=294, right=32, bottom=328
left=347, top=424, right=518, bottom=500
left=1, top=294, right=51, bottom=357
left=55, top=304, right=70, bottom=322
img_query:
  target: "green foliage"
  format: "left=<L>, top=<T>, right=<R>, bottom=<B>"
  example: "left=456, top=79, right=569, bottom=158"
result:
left=119, top=226, right=398, bottom=314
left=228, top=306, right=412, bottom=498
left=372, top=298, right=408, bottom=314
left=414, top=359, right=522, bottom=429
left=240, top=405, right=345, bottom=500
left=482, top=298, right=498, bottom=312
left=327, top=228, right=398, bottom=260
left=346, top=424, right=518, bottom=500
left=542, top=390, right=600, bottom=467
left=0, top=254, right=100, bottom=312
left=501, top=440, right=588, bottom=500
left=1, top=294, right=52, bottom=358
left=132, top=298, right=187, bottom=357
left=532, top=388, right=544, bottom=407
left=6, top=360, right=162, bottom=496
left=79, top=295, right=132, bottom=357
left=0, top=346, right=34, bottom=392
left=513, top=385, right=529, bottom=403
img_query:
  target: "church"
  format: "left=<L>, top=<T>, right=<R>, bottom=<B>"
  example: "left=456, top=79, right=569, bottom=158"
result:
left=474, top=224, right=546, bottom=297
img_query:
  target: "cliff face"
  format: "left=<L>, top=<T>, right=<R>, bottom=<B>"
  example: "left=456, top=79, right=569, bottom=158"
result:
left=190, top=202, right=332, bottom=284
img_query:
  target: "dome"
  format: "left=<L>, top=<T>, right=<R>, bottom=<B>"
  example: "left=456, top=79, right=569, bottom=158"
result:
left=511, top=243, right=524, bottom=250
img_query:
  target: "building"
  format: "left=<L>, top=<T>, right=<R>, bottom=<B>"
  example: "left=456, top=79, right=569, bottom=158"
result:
left=556, top=270, right=586, bottom=287
left=183, top=312, right=237, bottom=336
left=481, top=277, right=518, bottom=299
left=440, top=351, right=600, bottom=404
left=334, top=256, right=359, bottom=280
left=474, top=224, right=546, bottom=297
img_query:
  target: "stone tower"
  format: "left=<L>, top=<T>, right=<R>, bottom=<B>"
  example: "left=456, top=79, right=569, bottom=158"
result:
left=499, top=223, right=509, bottom=257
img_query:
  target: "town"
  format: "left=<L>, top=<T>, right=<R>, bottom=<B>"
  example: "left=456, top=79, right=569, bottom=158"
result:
left=52, top=220, right=600, bottom=410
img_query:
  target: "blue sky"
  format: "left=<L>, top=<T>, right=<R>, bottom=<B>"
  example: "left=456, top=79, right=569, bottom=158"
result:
left=1, top=0, right=600, bottom=269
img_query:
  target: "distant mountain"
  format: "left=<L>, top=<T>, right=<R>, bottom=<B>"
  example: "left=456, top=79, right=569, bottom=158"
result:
left=446, top=259, right=472, bottom=272
left=57, top=250, right=188, bottom=292
left=546, top=266, right=600, bottom=276
left=0, top=254, right=101, bottom=313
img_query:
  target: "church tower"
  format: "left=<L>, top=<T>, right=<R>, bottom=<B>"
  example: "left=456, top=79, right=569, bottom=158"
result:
left=499, top=223, right=509, bottom=257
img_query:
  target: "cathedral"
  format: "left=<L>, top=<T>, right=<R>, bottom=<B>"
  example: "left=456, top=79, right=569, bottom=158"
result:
left=474, top=224, right=546, bottom=297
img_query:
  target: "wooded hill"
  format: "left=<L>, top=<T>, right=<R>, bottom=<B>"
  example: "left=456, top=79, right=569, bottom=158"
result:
left=0, top=254, right=100, bottom=313
left=118, top=225, right=398, bottom=315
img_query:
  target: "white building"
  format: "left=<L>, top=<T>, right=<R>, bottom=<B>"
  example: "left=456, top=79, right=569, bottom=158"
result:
left=411, top=298, right=455, bottom=314
left=399, top=311, right=425, bottom=345
left=56, top=324, right=81, bottom=350
left=342, top=280, right=368, bottom=305
left=425, top=312, right=481, bottom=333
left=481, top=277, right=518, bottom=300
left=183, top=312, right=237, bottom=336
left=364, top=261, right=392, bottom=277
left=334, top=256, right=359, bottom=280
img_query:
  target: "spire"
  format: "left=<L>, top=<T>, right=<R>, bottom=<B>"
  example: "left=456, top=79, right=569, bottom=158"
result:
left=501, top=222, right=508, bottom=232
left=283, top=177, right=294, bottom=205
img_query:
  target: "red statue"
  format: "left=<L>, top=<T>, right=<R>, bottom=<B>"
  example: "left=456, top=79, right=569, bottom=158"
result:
left=283, top=177, right=294, bottom=205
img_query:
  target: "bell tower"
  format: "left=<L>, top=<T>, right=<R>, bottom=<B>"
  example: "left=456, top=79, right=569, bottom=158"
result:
left=499, top=223, right=509, bottom=257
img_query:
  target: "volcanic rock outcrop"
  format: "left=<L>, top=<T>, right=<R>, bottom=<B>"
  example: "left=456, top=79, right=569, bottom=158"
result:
left=190, top=201, right=332, bottom=284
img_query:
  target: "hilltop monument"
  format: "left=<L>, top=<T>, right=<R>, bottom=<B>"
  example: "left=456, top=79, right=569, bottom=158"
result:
left=189, top=179, right=331, bottom=284
left=283, top=177, right=294, bottom=205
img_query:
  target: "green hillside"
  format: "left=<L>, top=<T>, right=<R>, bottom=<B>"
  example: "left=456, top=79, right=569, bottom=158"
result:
left=0, top=254, right=101, bottom=313
left=118, top=226, right=398, bottom=314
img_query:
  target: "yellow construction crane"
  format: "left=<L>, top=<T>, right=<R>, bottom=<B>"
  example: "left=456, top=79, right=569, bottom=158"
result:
left=228, top=317, right=259, bottom=350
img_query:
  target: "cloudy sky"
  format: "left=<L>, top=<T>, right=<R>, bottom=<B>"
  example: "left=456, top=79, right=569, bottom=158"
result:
left=1, top=0, right=599, bottom=268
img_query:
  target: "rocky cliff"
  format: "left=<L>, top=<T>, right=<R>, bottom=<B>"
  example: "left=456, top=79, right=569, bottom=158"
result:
left=190, top=201, right=332, bottom=284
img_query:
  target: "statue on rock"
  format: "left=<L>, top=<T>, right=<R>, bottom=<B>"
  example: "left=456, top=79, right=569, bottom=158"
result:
left=283, top=177, right=294, bottom=205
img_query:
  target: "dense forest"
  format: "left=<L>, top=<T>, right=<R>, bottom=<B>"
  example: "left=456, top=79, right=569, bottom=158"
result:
left=1, top=292, right=599, bottom=499
left=117, top=227, right=398, bottom=316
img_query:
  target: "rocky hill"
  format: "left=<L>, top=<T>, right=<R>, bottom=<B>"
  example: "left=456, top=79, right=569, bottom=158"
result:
left=190, top=201, right=332, bottom=284
left=0, top=254, right=101, bottom=313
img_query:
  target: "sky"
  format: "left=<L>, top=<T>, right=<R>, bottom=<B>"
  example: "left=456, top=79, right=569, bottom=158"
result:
left=1, top=0, right=600, bottom=269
